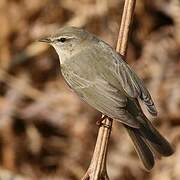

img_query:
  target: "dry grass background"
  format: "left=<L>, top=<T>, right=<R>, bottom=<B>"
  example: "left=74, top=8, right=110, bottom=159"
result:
left=0, top=0, right=180, bottom=179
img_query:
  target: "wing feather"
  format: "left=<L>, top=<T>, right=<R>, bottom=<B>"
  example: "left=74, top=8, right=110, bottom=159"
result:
left=97, top=41, right=157, bottom=116
left=113, top=55, right=157, bottom=116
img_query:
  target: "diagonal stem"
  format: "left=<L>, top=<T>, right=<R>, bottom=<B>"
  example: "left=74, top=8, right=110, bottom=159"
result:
left=82, top=0, right=136, bottom=179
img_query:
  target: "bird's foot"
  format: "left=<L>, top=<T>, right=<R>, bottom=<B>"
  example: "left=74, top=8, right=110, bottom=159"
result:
left=96, top=115, right=108, bottom=126
left=96, top=115, right=111, bottom=129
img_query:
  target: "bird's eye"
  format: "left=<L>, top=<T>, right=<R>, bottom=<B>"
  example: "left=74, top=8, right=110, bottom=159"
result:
left=57, top=37, right=66, bottom=43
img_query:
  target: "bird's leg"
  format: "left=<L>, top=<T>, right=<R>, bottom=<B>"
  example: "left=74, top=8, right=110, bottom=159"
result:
left=96, top=115, right=108, bottom=126
left=96, top=115, right=112, bottom=129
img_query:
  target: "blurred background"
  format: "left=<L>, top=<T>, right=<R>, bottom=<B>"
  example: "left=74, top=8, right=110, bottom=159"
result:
left=0, top=0, right=180, bottom=179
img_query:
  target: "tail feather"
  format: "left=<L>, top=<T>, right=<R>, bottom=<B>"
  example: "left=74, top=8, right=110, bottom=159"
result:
left=139, top=118, right=174, bottom=156
left=124, top=115, right=174, bottom=170
left=125, top=125, right=154, bottom=170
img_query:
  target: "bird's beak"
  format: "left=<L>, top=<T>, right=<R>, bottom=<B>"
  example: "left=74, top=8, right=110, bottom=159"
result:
left=38, top=37, right=52, bottom=43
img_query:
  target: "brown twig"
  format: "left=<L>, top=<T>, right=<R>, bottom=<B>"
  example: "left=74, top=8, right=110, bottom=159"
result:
left=116, top=0, right=136, bottom=55
left=82, top=0, right=136, bottom=179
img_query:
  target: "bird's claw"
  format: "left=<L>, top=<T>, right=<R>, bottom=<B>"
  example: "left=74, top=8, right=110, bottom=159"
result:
left=96, top=116, right=111, bottom=129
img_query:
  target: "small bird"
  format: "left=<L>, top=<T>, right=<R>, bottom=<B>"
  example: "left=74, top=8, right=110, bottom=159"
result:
left=39, top=26, right=173, bottom=170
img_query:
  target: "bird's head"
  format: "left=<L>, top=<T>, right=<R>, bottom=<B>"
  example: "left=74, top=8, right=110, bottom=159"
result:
left=39, top=26, right=92, bottom=63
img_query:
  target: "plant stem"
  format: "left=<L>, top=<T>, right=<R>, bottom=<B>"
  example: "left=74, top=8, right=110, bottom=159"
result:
left=82, top=0, right=136, bottom=179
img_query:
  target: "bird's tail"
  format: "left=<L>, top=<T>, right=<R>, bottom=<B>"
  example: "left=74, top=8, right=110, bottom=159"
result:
left=124, top=116, right=174, bottom=170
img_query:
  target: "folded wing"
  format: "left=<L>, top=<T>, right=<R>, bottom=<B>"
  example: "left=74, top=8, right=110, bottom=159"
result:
left=66, top=70, right=140, bottom=128
left=111, top=54, right=157, bottom=116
